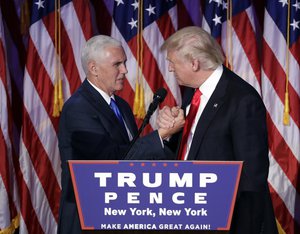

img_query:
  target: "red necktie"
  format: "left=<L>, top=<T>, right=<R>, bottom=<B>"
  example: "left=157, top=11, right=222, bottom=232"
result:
left=178, top=89, right=202, bottom=160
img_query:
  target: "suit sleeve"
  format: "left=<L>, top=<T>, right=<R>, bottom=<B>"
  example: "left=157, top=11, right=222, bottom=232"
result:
left=125, top=130, right=176, bottom=160
left=231, top=93, right=269, bottom=192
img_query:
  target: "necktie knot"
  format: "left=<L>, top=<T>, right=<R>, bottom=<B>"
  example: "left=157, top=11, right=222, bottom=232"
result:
left=191, top=89, right=201, bottom=107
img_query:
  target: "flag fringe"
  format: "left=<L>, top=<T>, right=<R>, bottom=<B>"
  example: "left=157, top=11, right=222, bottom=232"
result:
left=52, top=0, right=64, bottom=117
left=133, top=0, right=145, bottom=119
left=0, top=214, right=20, bottom=234
left=283, top=92, right=290, bottom=126
left=20, top=1, right=29, bottom=35
left=283, top=0, right=290, bottom=126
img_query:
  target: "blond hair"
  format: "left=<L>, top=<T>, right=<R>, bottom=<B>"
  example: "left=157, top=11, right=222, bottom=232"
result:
left=161, top=26, right=224, bottom=70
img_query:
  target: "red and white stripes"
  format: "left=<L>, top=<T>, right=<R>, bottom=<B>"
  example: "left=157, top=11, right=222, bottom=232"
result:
left=111, top=3, right=186, bottom=131
left=0, top=6, right=19, bottom=232
left=18, top=1, right=92, bottom=233
left=262, top=8, right=300, bottom=234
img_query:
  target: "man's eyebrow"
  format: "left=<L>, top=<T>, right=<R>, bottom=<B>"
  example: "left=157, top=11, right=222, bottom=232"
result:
left=113, top=59, right=126, bottom=65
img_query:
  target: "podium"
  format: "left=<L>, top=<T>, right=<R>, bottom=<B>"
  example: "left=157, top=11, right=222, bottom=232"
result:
left=69, top=160, right=242, bottom=231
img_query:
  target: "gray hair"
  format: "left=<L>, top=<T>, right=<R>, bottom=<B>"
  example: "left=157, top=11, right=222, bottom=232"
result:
left=161, top=26, right=224, bottom=70
left=81, top=35, right=122, bottom=75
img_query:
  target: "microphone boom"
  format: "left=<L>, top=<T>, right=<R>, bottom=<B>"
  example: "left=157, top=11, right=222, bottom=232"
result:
left=124, top=88, right=167, bottom=159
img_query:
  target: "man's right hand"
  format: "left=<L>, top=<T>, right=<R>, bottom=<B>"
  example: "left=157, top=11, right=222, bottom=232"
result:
left=157, top=106, right=185, bottom=139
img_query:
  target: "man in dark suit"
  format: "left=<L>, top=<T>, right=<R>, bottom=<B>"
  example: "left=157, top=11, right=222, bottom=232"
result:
left=57, top=35, right=184, bottom=234
left=158, top=26, right=278, bottom=234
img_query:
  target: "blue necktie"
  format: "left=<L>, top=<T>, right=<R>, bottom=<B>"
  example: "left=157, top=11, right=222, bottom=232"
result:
left=110, top=98, right=126, bottom=129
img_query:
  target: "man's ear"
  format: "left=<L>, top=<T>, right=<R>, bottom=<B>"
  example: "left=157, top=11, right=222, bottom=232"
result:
left=88, top=61, right=97, bottom=76
left=191, top=59, right=200, bottom=72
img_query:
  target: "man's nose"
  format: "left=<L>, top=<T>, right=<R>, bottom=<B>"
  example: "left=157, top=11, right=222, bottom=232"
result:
left=120, top=64, right=128, bottom=74
left=168, top=63, right=174, bottom=72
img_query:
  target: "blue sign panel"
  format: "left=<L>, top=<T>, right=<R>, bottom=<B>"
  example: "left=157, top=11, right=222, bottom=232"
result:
left=69, top=161, right=242, bottom=231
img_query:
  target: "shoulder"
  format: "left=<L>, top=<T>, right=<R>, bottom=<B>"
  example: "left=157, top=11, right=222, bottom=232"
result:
left=62, top=87, right=85, bottom=112
left=223, top=67, right=261, bottom=100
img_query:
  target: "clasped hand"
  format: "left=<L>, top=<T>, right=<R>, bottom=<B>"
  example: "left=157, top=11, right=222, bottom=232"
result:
left=157, top=106, right=185, bottom=140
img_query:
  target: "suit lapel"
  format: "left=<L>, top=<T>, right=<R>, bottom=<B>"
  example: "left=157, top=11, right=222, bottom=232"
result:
left=115, top=96, right=138, bottom=138
left=187, top=69, right=229, bottom=160
left=80, top=79, right=130, bottom=142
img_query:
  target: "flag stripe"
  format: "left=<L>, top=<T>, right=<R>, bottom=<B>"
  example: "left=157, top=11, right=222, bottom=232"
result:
left=72, top=0, right=93, bottom=40
left=232, top=10, right=261, bottom=85
left=290, top=37, right=300, bottom=65
left=262, top=71, right=300, bottom=187
left=262, top=1, right=300, bottom=232
left=43, top=10, right=82, bottom=93
left=23, top=69, right=61, bottom=181
left=269, top=152, right=297, bottom=219
left=155, top=12, right=176, bottom=40
left=142, top=37, right=177, bottom=106
left=125, top=35, right=177, bottom=108
left=269, top=184, right=296, bottom=234
left=111, top=1, right=184, bottom=132
left=21, top=109, right=60, bottom=220
left=18, top=1, right=93, bottom=231
left=61, top=2, right=90, bottom=82
left=18, top=170, right=44, bottom=234
left=0, top=12, right=18, bottom=229
left=262, top=38, right=300, bottom=129
left=263, top=11, right=300, bottom=100
left=19, top=139, right=57, bottom=234
left=221, top=25, right=261, bottom=93
left=25, top=37, right=59, bottom=131
left=267, top=113, right=300, bottom=191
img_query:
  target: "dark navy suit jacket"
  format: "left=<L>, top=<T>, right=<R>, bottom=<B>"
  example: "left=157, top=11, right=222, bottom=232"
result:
left=168, top=66, right=278, bottom=234
left=57, top=79, right=166, bottom=234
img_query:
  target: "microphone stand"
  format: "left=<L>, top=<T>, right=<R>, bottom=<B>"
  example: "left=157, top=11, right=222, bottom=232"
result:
left=123, top=113, right=151, bottom=159
left=124, top=87, right=167, bottom=159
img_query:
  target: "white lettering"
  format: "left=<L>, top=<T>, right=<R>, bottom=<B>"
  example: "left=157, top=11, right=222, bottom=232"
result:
left=118, top=173, right=136, bottom=187
left=172, top=192, right=185, bottom=204
left=127, top=192, right=140, bottom=204
left=199, top=173, right=217, bottom=187
left=143, top=173, right=162, bottom=187
left=149, top=192, right=162, bottom=204
left=104, top=192, right=117, bottom=203
left=159, top=208, right=181, bottom=216
left=94, top=173, right=112, bottom=187
left=169, top=173, right=193, bottom=187
left=194, top=192, right=207, bottom=204
left=104, top=207, right=126, bottom=215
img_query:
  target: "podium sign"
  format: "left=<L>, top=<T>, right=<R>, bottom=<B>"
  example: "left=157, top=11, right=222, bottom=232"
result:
left=69, top=160, right=242, bottom=231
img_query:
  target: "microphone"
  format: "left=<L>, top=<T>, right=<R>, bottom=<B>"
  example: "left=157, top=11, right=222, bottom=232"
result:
left=124, top=88, right=167, bottom=159
left=143, top=88, right=167, bottom=125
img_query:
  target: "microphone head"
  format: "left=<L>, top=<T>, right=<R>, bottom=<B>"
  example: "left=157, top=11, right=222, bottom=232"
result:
left=154, top=88, right=167, bottom=103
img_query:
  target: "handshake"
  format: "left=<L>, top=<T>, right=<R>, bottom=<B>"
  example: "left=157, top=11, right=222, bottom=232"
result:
left=157, top=106, right=185, bottom=140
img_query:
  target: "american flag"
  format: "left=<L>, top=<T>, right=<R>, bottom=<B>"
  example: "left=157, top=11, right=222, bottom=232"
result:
left=202, top=0, right=300, bottom=233
left=262, top=0, right=300, bottom=233
left=11, top=0, right=202, bottom=233
left=109, top=0, right=202, bottom=132
left=4, top=1, right=299, bottom=234
left=18, top=0, right=92, bottom=233
left=0, top=5, right=20, bottom=232
left=202, top=0, right=261, bottom=94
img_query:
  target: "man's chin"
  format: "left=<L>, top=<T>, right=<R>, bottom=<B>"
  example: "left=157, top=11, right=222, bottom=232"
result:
left=115, top=84, right=124, bottom=92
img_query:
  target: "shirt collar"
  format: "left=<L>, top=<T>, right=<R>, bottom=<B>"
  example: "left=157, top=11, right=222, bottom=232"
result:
left=87, top=79, right=114, bottom=105
left=199, top=65, right=223, bottom=98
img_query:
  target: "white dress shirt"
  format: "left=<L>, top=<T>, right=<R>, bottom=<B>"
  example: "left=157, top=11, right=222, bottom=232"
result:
left=87, top=80, right=133, bottom=140
left=182, top=65, right=223, bottom=160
